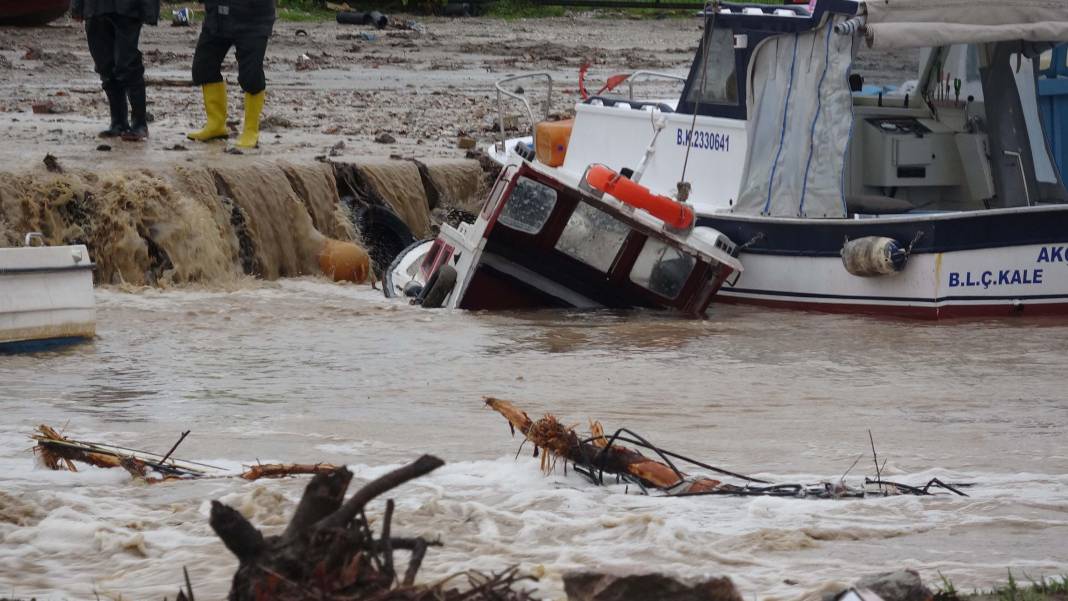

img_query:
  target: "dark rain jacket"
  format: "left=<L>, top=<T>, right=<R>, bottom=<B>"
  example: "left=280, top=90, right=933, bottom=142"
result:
left=71, top=0, right=161, bottom=25
left=201, top=0, right=276, bottom=37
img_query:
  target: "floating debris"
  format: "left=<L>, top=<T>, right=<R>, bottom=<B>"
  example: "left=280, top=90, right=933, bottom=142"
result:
left=31, top=425, right=337, bottom=482
left=41, top=153, right=62, bottom=173
left=211, top=456, right=536, bottom=600
left=485, top=398, right=972, bottom=499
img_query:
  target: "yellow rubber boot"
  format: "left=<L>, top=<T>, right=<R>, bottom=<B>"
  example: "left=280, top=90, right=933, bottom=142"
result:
left=187, top=82, right=229, bottom=141
left=235, top=91, right=265, bottom=149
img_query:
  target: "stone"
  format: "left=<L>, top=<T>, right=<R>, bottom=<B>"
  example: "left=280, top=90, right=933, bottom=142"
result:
left=853, top=570, right=932, bottom=601
left=564, top=572, right=744, bottom=601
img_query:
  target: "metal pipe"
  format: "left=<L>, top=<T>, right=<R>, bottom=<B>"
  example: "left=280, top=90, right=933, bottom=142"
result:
left=626, top=71, right=687, bottom=100
left=493, top=73, right=553, bottom=149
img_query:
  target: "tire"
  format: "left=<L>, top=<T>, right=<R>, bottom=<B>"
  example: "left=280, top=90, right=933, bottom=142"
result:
left=420, top=264, right=457, bottom=309
left=356, top=205, right=416, bottom=279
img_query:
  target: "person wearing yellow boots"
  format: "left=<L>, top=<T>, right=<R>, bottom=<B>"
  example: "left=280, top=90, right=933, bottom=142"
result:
left=187, top=0, right=276, bottom=149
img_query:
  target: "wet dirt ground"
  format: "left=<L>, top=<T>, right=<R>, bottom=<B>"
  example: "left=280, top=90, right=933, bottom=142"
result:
left=0, top=11, right=916, bottom=172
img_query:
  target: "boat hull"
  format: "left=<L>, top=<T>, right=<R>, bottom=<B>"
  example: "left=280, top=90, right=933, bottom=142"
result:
left=699, top=206, right=1068, bottom=318
left=0, top=0, right=70, bottom=25
left=0, top=245, right=95, bottom=347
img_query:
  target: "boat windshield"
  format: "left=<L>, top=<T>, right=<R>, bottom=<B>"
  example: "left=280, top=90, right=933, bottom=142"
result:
left=683, top=28, right=738, bottom=107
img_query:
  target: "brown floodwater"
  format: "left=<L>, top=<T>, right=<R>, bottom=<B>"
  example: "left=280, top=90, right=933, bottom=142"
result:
left=1, top=281, right=1066, bottom=600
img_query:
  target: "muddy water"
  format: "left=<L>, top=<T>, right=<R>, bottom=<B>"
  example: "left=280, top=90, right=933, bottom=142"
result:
left=1, top=281, right=1066, bottom=600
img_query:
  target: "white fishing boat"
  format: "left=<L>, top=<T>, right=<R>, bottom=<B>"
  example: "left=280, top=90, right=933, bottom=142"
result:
left=0, top=233, right=95, bottom=348
left=488, top=0, right=1068, bottom=318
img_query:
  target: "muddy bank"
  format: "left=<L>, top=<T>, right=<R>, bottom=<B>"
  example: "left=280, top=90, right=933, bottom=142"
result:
left=0, top=15, right=918, bottom=172
left=0, top=156, right=486, bottom=286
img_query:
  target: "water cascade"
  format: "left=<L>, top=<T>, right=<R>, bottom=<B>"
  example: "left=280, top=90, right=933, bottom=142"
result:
left=0, top=158, right=485, bottom=287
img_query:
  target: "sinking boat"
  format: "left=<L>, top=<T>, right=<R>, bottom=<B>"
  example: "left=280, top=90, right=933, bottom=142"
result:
left=488, top=0, right=1068, bottom=318
left=0, top=233, right=95, bottom=349
left=385, top=156, right=743, bottom=316
left=0, top=0, right=70, bottom=26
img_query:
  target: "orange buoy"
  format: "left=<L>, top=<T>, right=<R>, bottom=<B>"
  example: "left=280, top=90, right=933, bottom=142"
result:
left=585, top=165, right=694, bottom=230
left=318, top=239, right=371, bottom=283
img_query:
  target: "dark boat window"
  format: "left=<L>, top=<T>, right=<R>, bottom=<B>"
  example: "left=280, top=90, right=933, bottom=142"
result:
left=684, top=28, right=738, bottom=106
left=499, top=176, right=557, bottom=234
left=555, top=202, right=629, bottom=272
left=630, top=239, right=695, bottom=299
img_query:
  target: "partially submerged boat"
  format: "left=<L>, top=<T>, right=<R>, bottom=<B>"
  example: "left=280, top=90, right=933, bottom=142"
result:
left=0, top=233, right=95, bottom=349
left=0, top=0, right=70, bottom=26
left=489, top=0, right=1068, bottom=318
left=385, top=157, right=743, bottom=316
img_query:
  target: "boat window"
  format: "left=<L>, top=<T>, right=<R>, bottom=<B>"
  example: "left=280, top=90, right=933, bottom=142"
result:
left=629, top=239, right=695, bottom=299
left=555, top=202, right=629, bottom=272
left=498, top=176, right=557, bottom=234
left=684, top=28, right=738, bottom=106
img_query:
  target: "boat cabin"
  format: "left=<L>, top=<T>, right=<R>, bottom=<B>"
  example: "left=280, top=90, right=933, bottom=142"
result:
left=558, top=0, right=1068, bottom=219
left=406, top=162, right=742, bottom=315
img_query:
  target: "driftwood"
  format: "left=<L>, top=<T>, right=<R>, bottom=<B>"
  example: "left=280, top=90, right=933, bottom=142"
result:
left=211, top=455, right=535, bottom=601
left=486, top=398, right=972, bottom=499
left=486, top=397, right=726, bottom=494
left=31, top=425, right=338, bottom=482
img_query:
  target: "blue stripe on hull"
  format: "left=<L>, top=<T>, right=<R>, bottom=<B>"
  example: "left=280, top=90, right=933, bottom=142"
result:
left=697, top=206, right=1068, bottom=257
left=724, top=287, right=1068, bottom=304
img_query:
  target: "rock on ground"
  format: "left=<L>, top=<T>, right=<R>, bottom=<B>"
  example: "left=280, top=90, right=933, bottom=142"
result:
left=851, top=570, right=934, bottom=601
left=563, top=572, right=744, bottom=601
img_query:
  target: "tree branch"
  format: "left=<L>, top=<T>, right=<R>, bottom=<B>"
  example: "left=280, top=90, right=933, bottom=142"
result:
left=316, top=455, right=444, bottom=531
left=210, top=500, right=265, bottom=562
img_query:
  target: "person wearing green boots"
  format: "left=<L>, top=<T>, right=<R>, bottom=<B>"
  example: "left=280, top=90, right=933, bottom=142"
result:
left=187, top=0, right=276, bottom=149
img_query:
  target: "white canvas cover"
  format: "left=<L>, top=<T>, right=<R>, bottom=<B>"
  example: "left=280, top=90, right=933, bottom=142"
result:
left=733, top=16, right=854, bottom=218
left=862, top=0, right=1068, bottom=49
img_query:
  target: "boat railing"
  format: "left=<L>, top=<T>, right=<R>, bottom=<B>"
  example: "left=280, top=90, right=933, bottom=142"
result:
left=24, top=232, right=45, bottom=247
left=494, top=73, right=553, bottom=151
left=626, top=71, right=687, bottom=100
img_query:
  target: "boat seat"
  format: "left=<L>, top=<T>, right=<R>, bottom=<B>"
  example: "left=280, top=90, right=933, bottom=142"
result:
left=584, top=96, right=675, bottom=113
left=845, top=194, right=915, bottom=214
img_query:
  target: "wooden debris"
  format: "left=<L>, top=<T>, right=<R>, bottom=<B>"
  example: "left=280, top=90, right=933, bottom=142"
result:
left=485, top=397, right=723, bottom=494
left=212, top=455, right=536, bottom=601
left=485, top=398, right=973, bottom=499
left=239, top=462, right=339, bottom=480
left=31, top=425, right=338, bottom=483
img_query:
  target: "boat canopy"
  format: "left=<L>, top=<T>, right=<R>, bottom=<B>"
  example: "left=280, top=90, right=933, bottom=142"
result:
left=860, top=0, right=1068, bottom=49
left=734, top=13, right=854, bottom=218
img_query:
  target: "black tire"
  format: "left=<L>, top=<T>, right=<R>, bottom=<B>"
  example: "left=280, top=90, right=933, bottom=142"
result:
left=420, top=264, right=457, bottom=309
left=356, top=205, right=416, bottom=279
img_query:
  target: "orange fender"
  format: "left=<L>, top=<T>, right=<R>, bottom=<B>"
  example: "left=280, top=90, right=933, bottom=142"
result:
left=318, top=239, right=371, bottom=283
left=585, top=165, right=694, bottom=230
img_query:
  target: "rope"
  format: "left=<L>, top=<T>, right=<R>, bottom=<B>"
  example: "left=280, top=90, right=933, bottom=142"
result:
left=678, top=0, right=719, bottom=202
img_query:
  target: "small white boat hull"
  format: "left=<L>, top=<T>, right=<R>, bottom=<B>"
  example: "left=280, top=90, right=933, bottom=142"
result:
left=0, top=244, right=95, bottom=346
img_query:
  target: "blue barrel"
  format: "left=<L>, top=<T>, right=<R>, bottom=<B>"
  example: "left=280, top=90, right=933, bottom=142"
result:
left=1039, top=46, right=1068, bottom=178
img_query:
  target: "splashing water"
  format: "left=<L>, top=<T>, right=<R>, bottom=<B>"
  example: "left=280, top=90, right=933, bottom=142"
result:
left=1, top=284, right=1066, bottom=599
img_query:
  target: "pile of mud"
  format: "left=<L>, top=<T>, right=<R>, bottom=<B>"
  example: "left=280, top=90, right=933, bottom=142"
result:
left=0, top=157, right=488, bottom=287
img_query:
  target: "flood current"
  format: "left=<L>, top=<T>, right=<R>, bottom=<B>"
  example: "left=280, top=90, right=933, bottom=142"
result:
left=2, top=281, right=1067, bottom=600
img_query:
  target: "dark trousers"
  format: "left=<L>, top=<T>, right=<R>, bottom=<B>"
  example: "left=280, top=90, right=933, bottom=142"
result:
left=85, top=13, right=145, bottom=93
left=191, top=29, right=269, bottom=94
